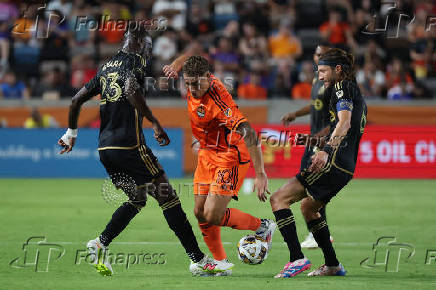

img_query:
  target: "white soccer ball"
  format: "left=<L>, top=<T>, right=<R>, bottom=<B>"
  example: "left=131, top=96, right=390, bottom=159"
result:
left=237, top=235, right=268, bottom=265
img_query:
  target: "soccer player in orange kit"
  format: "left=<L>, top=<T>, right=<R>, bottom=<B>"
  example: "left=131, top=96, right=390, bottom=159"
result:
left=165, top=55, right=276, bottom=275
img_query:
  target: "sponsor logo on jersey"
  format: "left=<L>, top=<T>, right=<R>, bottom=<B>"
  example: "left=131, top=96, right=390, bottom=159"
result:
left=197, top=106, right=206, bottom=118
left=224, top=108, right=232, bottom=117
left=336, top=89, right=344, bottom=98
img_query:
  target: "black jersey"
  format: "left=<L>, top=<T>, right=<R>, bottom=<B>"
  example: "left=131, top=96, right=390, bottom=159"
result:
left=310, top=73, right=331, bottom=135
left=328, top=79, right=367, bottom=174
left=85, top=51, right=147, bottom=150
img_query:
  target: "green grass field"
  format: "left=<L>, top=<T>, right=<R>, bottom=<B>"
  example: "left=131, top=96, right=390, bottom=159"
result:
left=1, top=178, right=435, bottom=289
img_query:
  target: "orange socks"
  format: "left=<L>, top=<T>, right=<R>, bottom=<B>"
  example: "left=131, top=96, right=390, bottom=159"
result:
left=220, top=208, right=261, bottom=231
left=198, top=209, right=261, bottom=260
left=198, top=222, right=227, bottom=260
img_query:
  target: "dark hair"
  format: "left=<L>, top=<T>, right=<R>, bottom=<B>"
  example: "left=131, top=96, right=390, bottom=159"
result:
left=182, top=55, right=210, bottom=77
left=319, top=48, right=355, bottom=80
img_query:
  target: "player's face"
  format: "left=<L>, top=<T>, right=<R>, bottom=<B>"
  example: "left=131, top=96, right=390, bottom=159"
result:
left=183, top=72, right=211, bottom=99
left=318, top=65, right=335, bottom=88
left=313, top=46, right=329, bottom=66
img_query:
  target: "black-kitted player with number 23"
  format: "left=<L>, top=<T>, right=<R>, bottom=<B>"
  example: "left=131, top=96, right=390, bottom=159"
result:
left=57, top=26, right=231, bottom=277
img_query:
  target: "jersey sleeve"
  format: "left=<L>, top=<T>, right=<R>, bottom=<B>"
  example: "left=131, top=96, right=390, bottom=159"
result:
left=334, top=80, right=354, bottom=112
left=84, top=70, right=101, bottom=96
left=210, top=80, right=247, bottom=131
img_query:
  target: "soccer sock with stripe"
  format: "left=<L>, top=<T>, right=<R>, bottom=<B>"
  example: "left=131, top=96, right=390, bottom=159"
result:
left=273, top=208, right=305, bottom=262
left=199, top=222, right=227, bottom=261
left=307, top=217, right=339, bottom=266
left=220, top=208, right=261, bottom=231
left=99, top=202, right=139, bottom=247
left=305, top=206, right=327, bottom=231
left=161, top=197, right=205, bottom=263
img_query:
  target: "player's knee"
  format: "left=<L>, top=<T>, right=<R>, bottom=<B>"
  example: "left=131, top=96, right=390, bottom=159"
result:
left=300, top=198, right=321, bottom=221
left=130, top=187, right=148, bottom=210
left=194, top=206, right=205, bottom=221
left=203, top=209, right=222, bottom=225
left=270, top=190, right=290, bottom=211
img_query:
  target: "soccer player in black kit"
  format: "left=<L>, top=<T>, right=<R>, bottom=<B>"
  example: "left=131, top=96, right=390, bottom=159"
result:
left=271, top=48, right=367, bottom=278
left=281, top=43, right=333, bottom=249
left=57, top=27, right=232, bottom=276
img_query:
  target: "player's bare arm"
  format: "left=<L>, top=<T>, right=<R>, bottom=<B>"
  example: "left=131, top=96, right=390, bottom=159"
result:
left=163, top=45, right=198, bottom=78
left=309, top=110, right=351, bottom=173
left=236, top=121, right=269, bottom=202
left=281, top=104, right=311, bottom=126
left=125, top=75, right=170, bottom=146
left=58, top=86, right=95, bottom=154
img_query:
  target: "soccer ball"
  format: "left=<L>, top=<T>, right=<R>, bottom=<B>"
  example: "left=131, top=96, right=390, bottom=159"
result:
left=237, top=235, right=268, bottom=265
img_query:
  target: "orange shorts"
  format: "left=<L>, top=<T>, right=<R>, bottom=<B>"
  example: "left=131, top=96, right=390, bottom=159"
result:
left=193, top=158, right=250, bottom=197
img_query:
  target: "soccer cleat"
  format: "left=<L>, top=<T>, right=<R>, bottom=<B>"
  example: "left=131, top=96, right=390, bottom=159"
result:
left=274, top=258, right=311, bottom=278
left=307, top=263, right=346, bottom=276
left=190, top=255, right=233, bottom=277
left=86, top=237, right=113, bottom=276
left=255, top=219, right=277, bottom=250
left=301, top=233, right=334, bottom=249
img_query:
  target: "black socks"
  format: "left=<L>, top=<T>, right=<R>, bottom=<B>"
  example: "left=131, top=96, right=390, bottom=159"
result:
left=99, top=202, right=139, bottom=247
left=160, top=197, right=205, bottom=263
left=273, top=208, right=304, bottom=262
left=307, top=217, right=339, bottom=266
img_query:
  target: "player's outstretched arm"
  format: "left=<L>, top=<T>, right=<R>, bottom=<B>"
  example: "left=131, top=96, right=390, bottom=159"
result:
left=58, top=86, right=95, bottom=154
left=281, top=104, right=311, bottom=126
left=125, top=75, right=170, bottom=146
left=236, top=121, right=270, bottom=202
left=309, top=110, right=351, bottom=173
left=163, top=45, right=198, bottom=78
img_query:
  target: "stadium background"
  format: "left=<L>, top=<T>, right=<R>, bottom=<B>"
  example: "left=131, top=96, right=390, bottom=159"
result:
left=0, top=1, right=436, bottom=289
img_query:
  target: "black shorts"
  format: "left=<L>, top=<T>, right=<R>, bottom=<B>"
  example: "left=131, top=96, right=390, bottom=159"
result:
left=299, top=146, right=313, bottom=172
left=99, top=145, right=163, bottom=187
left=296, top=165, right=353, bottom=204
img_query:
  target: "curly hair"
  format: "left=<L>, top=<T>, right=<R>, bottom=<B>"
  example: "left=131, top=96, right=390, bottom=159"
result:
left=182, top=55, right=211, bottom=77
left=319, top=48, right=355, bottom=81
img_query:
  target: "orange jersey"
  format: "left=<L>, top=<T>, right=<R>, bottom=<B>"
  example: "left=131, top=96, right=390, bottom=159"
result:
left=187, top=75, right=250, bottom=167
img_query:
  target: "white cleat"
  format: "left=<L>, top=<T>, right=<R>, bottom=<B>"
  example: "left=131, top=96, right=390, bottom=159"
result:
left=86, top=237, right=113, bottom=276
left=301, top=233, right=334, bottom=249
left=255, top=219, right=277, bottom=250
left=190, top=255, right=233, bottom=277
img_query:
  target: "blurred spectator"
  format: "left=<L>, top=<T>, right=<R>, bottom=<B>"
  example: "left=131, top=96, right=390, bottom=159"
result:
left=268, top=74, right=290, bottom=99
left=71, top=54, right=97, bottom=89
left=0, top=0, right=18, bottom=76
left=152, top=29, right=178, bottom=75
left=24, top=107, right=59, bottom=128
left=237, top=72, right=267, bottom=100
left=33, top=67, right=75, bottom=99
left=221, top=20, right=239, bottom=49
left=0, top=70, right=30, bottom=99
left=291, top=61, right=314, bottom=100
left=47, top=0, right=72, bottom=18
left=186, top=2, right=212, bottom=38
left=408, top=5, right=433, bottom=79
left=69, top=1, right=96, bottom=56
left=152, top=0, right=187, bottom=31
left=211, top=37, right=240, bottom=76
left=385, top=58, right=414, bottom=91
left=212, top=0, right=238, bottom=31
left=268, top=20, right=302, bottom=91
left=319, top=9, right=354, bottom=50
left=356, top=61, right=385, bottom=98
left=387, top=77, right=413, bottom=100
left=99, top=2, right=131, bottom=45
left=239, top=22, right=268, bottom=72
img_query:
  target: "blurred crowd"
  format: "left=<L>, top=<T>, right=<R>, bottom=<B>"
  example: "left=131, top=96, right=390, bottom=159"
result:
left=0, top=0, right=435, bottom=101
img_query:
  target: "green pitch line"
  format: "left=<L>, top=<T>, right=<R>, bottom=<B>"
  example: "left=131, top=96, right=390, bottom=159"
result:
left=0, top=179, right=435, bottom=290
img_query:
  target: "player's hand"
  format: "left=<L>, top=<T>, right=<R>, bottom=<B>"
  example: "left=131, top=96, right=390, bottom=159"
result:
left=163, top=63, right=179, bottom=79
left=153, top=125, right=170, bottom=146
left=281, top=112, right=297, bottom=126
left=253, top=172, right=270, bottom=202
left=308, top=151, right=329, bottom=173
left=58, top=128, right=78, bottom=154
left=58, top=137, right=76, bottom=154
